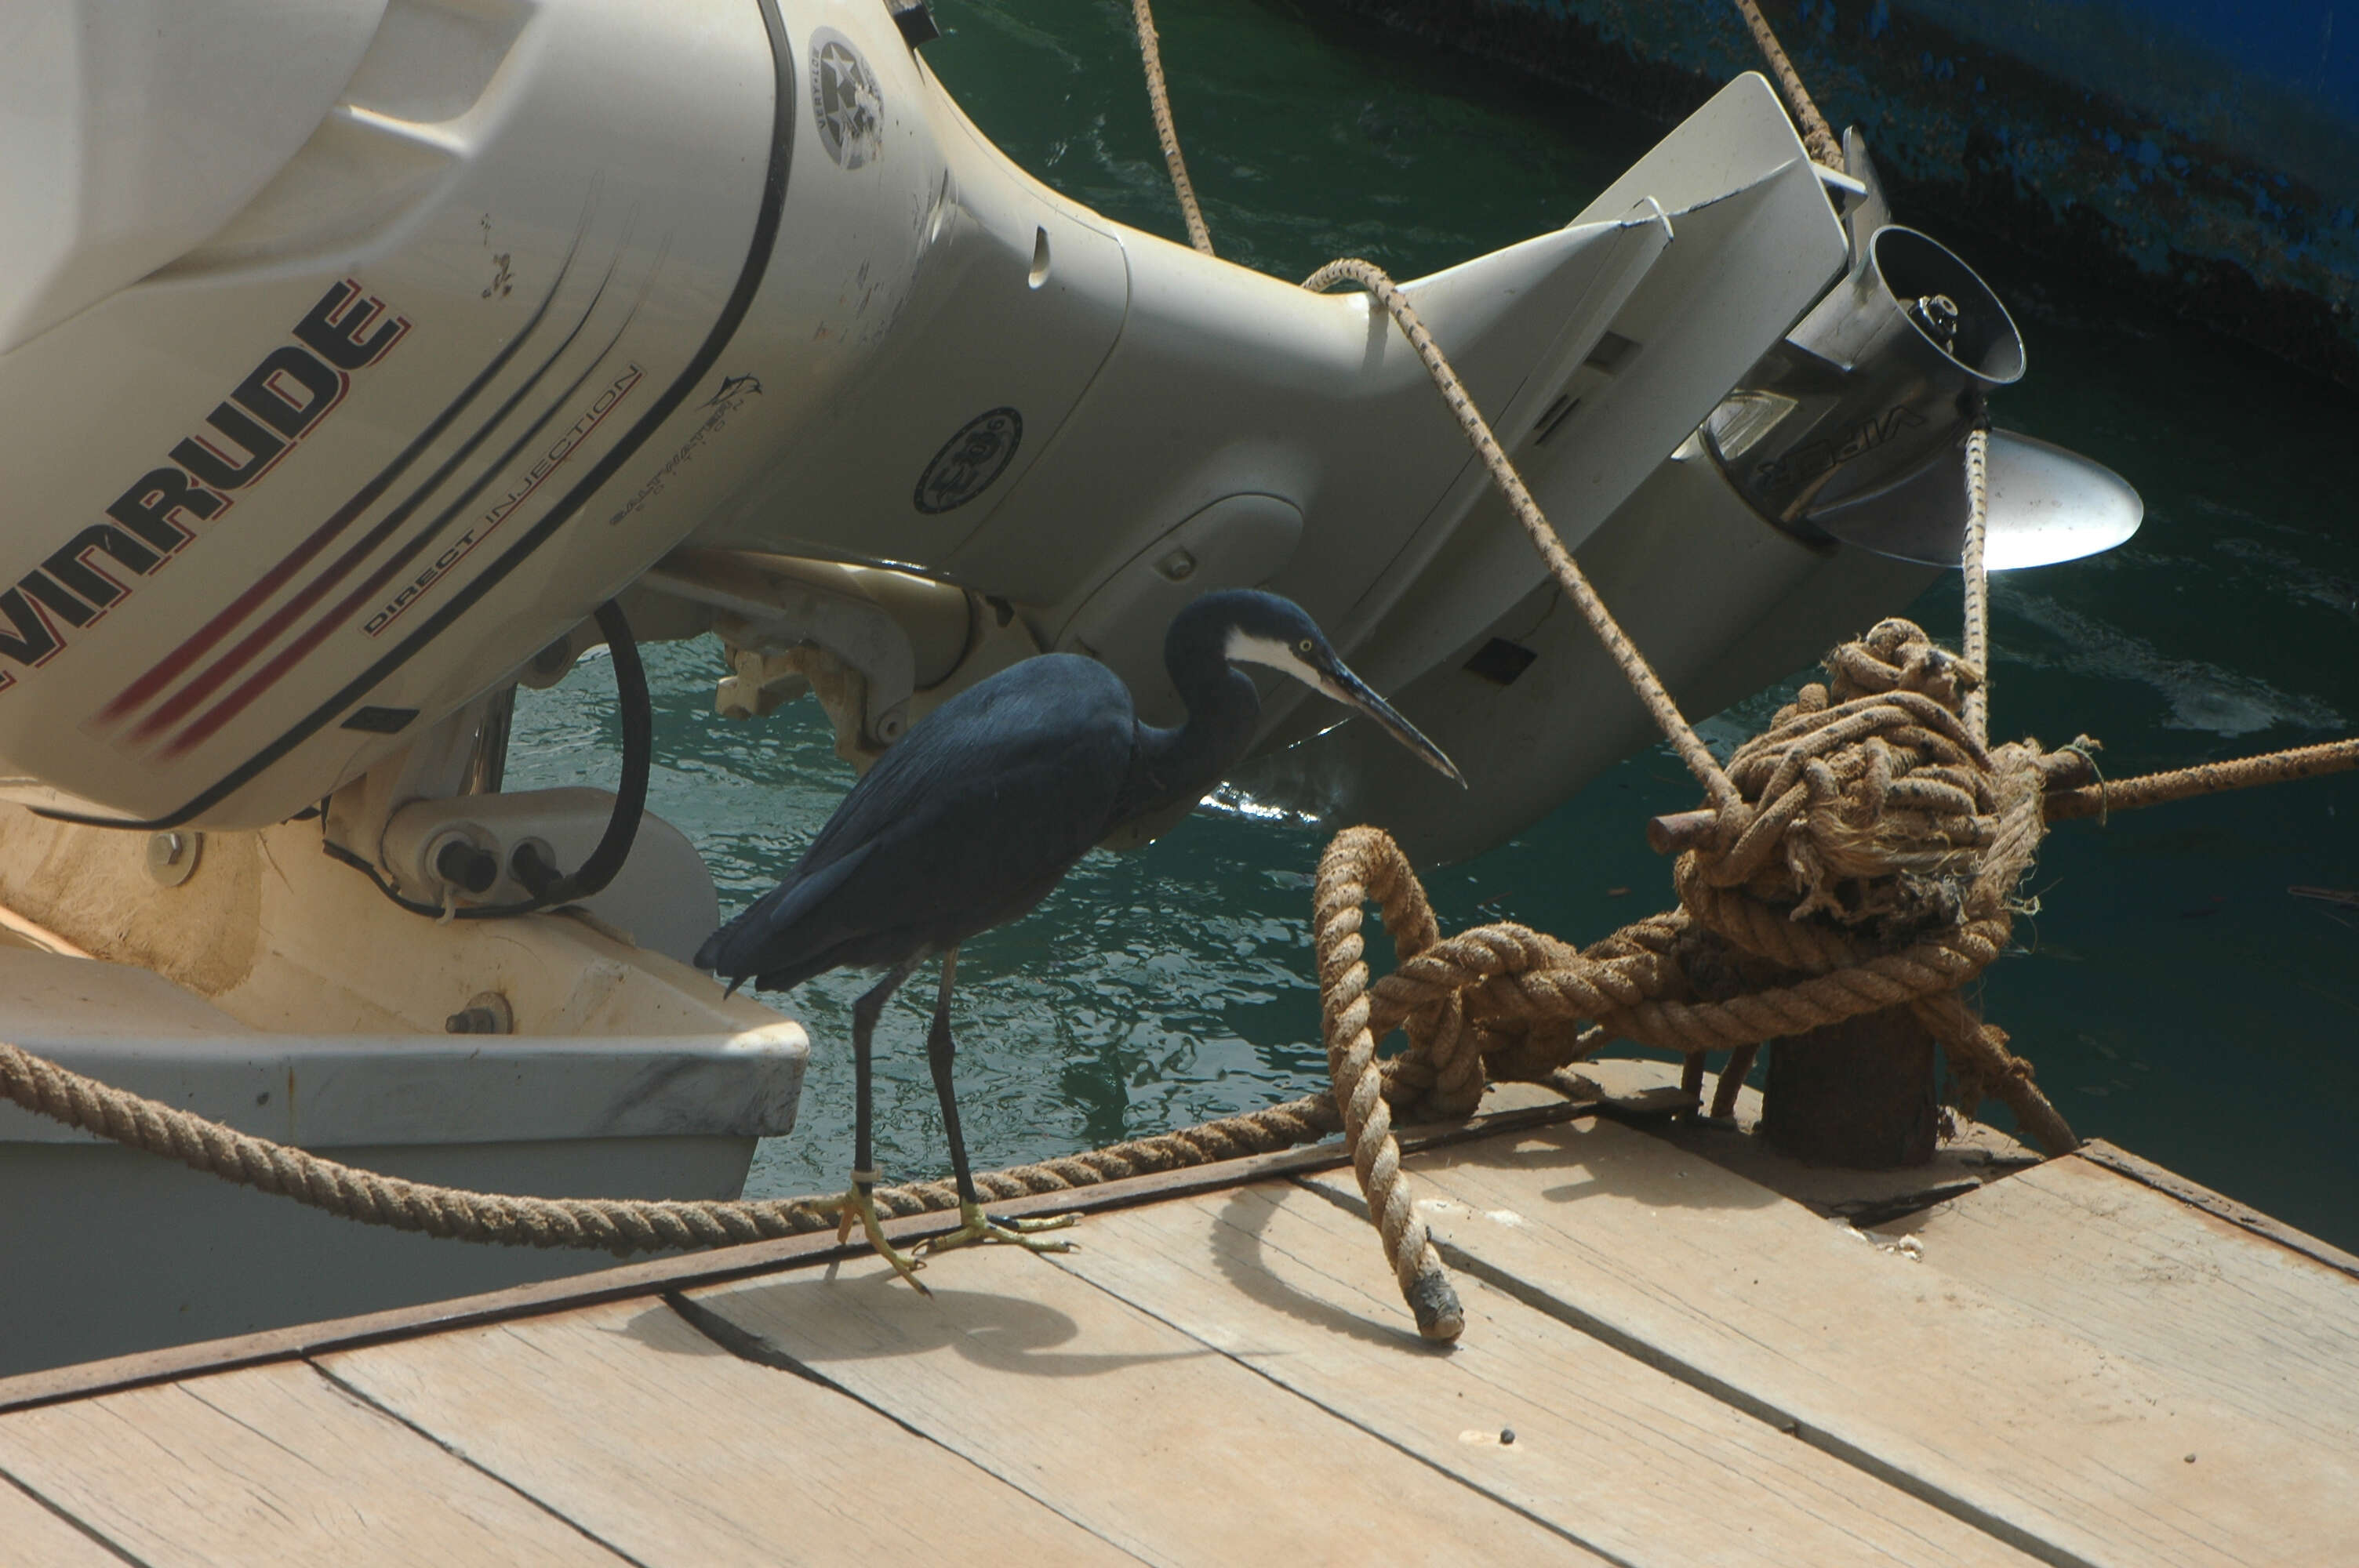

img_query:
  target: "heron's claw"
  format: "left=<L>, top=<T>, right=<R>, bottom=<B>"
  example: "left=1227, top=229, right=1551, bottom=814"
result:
left=824, top=1183, right=930, bottom=1295
left=920, top=1200, right=1080, bottom=1257
left=998, top=1211, right=1080, bottom=1235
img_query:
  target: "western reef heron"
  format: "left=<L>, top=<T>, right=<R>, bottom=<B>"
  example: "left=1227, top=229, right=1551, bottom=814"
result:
left=696, top=588, right=1462, bottom=1287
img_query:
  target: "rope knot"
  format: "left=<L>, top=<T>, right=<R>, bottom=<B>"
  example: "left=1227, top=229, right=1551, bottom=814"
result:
left=1687, top=619, right=2033, bottom=953
left=1826, top=618, right=1985, bottom=709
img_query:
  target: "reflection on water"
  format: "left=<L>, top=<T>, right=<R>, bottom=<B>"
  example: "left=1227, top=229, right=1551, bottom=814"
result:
left=1995, top=585, right=2344, bottom=737
left=510, top=0, right=2359, bottom=1246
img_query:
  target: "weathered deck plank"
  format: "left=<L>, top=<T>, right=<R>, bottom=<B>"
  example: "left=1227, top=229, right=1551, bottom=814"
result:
left=0, top=1476, right=125, bottom=1566
left=685, top=1243, right=1609, bottom=1566
left=1063, top=1179, right=2041, bottom=1568
left=1885, top=1152, right=2359, bottom=1442
left=1310, top=1116, right=2355, bottom=1568
left=318, top=1294, right=1136, bottom=1566
left=0, top=1360, right=623, bottom=1566
left=11, top=1098, right=2354, bottom=1566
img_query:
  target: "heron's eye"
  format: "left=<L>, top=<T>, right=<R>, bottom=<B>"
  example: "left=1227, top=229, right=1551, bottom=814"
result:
left=1296, top=638, right=1314, bottom=655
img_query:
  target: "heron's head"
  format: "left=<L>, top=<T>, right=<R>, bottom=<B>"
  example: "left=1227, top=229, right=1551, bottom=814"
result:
left=1190, top=589, right=1464, bottom=785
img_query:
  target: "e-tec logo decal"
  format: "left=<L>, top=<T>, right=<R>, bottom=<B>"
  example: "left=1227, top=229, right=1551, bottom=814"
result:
left=0, top=280, right=407, bottom=695
left=365, top=365, right=644, bottom=636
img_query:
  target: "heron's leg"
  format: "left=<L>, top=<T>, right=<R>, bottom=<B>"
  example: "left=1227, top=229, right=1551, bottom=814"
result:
left=919, top=947, right=1077, bottom=1256
left=825, top=956, right=929, bottom=1292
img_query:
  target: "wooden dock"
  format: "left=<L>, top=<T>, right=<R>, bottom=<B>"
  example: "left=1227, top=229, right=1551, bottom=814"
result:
left=4, top=1065, right=2354, bottom=1567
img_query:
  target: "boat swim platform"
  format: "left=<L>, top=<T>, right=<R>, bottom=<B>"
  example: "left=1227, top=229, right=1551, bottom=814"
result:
left=4, top=1062, right=2354, bottom=1567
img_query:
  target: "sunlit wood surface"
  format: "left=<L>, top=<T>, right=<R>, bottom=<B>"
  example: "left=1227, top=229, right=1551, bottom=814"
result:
left=5, top=1071, right=2351, bottom=1567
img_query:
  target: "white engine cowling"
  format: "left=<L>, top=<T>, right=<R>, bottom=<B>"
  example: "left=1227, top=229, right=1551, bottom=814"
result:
left=0, top=0, right=909, bottom=828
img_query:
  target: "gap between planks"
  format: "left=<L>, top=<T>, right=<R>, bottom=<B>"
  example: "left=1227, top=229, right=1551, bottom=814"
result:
left=0, top=1468, right=136, bottom=1567
left=2074, top=1138, right=2359, bottom=1284
left=0, top=1359, right=645, bottom=1568
left=314, top=1295, right=1144, bottom=1566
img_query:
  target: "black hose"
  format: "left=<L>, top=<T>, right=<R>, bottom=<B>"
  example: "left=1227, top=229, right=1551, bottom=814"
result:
left=324, top=598, right=652, bottom=920
left=536, top=597, right=651, bottom=905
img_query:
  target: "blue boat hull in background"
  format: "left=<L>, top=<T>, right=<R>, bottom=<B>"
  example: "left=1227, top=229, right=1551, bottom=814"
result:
left=1332, top=0, right=2359, bottom=383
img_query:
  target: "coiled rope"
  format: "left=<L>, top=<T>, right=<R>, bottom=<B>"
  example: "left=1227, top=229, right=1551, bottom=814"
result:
left=3, top=2, right=2355, bottom=1348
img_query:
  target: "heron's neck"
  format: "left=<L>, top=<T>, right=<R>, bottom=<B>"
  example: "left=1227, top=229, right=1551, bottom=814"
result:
left=1121, top=656, right=1260, bottom=824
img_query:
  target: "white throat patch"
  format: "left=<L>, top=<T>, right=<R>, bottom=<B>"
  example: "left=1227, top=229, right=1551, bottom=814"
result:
left=1224, top=628, right=1324, bottom=688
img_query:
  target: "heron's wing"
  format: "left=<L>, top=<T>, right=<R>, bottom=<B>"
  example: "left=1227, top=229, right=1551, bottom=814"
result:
left=703, top=656, right=1136, bottom=986
left=692, top=837, right=875, bottom=976
left=797, top=659, right=1133, bottom=873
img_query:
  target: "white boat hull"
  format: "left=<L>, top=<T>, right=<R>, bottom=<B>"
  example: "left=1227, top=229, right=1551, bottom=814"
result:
left=2, top=1131, right=761, bottom=1378
left=0, top=808, right=805, bottom=1378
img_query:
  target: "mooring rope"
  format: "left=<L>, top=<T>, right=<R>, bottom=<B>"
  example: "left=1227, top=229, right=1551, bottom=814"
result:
left=2043, top=739, right=2359, bottom=822
left=1129, top=0, right=1215, bottom=256
left=1960, top=418, right=1994, bottom=748
left=0, top=1034, right=1352, bottom=1252
left=1727, top=0, right=1847, bottom=172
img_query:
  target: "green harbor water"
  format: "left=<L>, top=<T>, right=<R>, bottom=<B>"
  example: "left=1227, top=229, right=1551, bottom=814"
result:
left=510, top=0, right=2359, bottom=1247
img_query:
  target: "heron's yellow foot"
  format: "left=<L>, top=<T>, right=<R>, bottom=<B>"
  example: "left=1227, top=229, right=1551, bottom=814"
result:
left=825, top=1183, right=930, bottom=1295
left=920, top=1200, right=1079, bottom=1256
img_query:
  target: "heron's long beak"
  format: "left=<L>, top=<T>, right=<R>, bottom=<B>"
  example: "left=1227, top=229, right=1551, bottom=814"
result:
left=1315, top=662, right=1465, bottom=786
